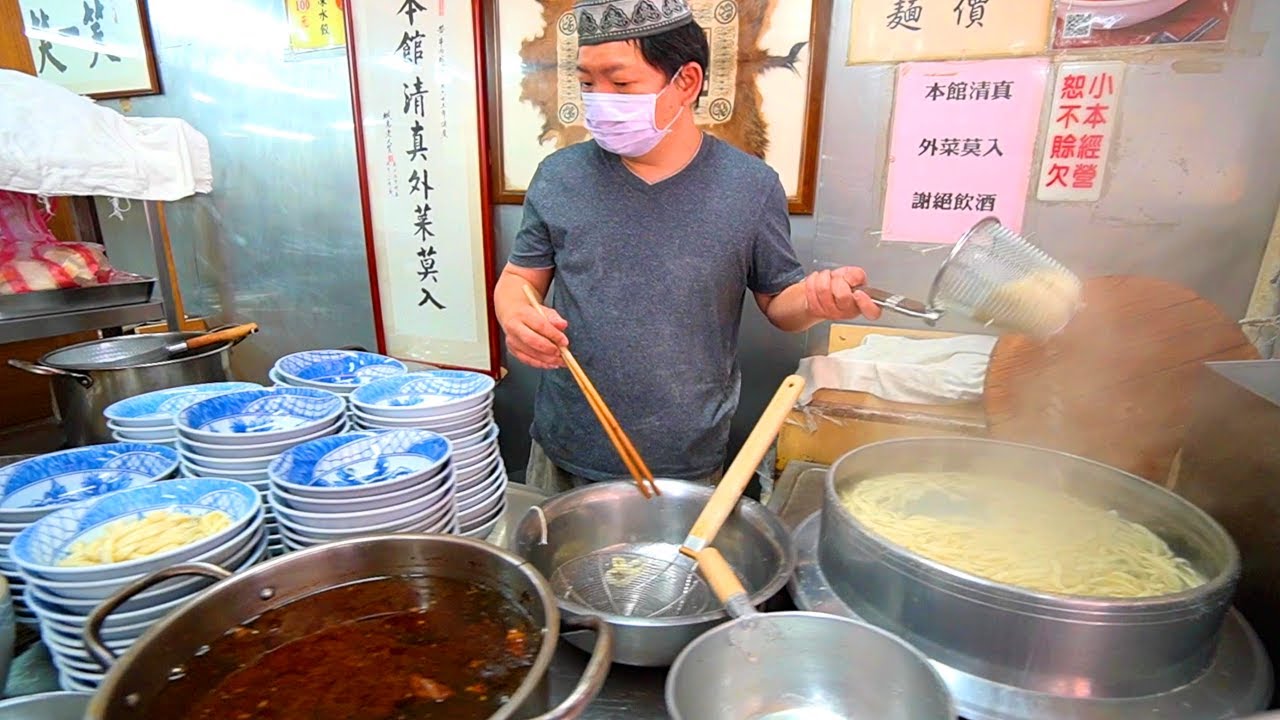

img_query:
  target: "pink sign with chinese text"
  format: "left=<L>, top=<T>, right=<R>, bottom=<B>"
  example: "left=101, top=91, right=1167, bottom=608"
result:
left=882, top=58, right=1049, bottom=244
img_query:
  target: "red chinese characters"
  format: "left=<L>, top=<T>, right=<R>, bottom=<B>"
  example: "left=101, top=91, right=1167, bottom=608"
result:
left=1037, top=63, right=1124, bottom=202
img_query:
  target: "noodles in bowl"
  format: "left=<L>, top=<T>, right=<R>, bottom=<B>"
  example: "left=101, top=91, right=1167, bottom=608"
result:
left=839, top=472, right=1205, bottom=598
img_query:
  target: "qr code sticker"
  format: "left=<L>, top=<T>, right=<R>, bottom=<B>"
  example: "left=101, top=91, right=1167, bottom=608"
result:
left=1063, top=12, right=1094, bottom=39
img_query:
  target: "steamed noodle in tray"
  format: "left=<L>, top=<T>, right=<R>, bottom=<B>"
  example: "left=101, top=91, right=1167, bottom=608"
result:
left=840, top=472, right=1205, bottom=598
left=59, top=509, right=232, bottom=567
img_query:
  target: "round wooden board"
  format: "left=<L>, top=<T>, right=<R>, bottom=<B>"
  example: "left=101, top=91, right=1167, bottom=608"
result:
left=983, top=275, right=1259, bottom=483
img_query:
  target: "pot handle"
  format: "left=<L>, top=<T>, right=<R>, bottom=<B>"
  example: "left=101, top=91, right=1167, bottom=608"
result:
left=7, top=359, right=93, bottom=389
left=528, top=616, right=615, bottom=720
left=85, top=562, right=232, bottom=670
left=205, top=322, right=258, bottom=348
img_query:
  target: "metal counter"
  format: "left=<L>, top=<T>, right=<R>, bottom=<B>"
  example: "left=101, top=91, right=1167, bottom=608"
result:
left=548, top=646, right=669, bottom=719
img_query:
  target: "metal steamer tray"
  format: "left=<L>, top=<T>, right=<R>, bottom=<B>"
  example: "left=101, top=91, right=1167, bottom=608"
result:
left=787, top=512, right=1273, bottom=720
left=0, top=275, right=156, bottom=321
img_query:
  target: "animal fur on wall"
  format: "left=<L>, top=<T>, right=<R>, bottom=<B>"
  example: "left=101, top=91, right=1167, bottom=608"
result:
left=518, top=0, right=808, bottom=160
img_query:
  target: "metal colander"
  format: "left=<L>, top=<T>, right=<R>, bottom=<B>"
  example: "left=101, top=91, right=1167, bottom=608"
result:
left=865, top=217, right=1083, bottom=339
left=926, top=217, right=1083, bottom=338
left=549, top=543, right=715, bottom=618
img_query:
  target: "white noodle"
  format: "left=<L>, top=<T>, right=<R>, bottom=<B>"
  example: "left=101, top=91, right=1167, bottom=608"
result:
left=840, top=472, right=1204, bottom=598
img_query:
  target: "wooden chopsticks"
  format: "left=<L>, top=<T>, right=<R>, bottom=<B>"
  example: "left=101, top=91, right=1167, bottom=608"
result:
left=521, top=285, right=661, bottom=499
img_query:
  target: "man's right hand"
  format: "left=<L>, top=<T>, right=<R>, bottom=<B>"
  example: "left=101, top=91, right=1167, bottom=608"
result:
left=502, top=303, right=569, bottom=370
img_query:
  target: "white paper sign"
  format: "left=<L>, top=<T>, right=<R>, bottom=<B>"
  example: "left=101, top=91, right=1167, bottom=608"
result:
left=348, top=0, right=496, bottom=374
left=1036, top=61, right=1125, bottom=203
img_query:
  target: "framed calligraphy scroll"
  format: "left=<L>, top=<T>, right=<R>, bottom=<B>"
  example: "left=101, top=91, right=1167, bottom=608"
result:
left=344, top=0, right=500, bottom=377
left=17, top=0, right=161, bottom=99
left=483, top=0, right=832, bottom=214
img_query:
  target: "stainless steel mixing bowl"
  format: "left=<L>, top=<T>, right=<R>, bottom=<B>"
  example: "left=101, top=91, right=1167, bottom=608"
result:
left=820, top=437, right=1241, bottom=699
left=0, top=692, right=93, bottom=719
left=514, top=479, right=794, bottom=667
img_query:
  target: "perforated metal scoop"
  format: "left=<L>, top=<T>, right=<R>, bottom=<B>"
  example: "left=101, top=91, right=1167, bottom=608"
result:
left=550, top=543, right=716, bottom=618
left=866, top=217, right=1083, bottom=339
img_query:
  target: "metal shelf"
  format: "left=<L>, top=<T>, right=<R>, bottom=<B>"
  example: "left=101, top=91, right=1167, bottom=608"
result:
left=0, top=300, right=166, bottom=344
left=0, top=200, right=180, bottom=345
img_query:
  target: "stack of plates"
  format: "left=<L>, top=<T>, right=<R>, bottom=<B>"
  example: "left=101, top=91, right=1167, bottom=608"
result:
left=9, top=478, right=265, bottom=691
left=174, top=387, right=347, bottom=555
left=104, top=382, right=263, bottom=446
left=0, top=444, right=179, bottom=625
left=267, top=429, right=457, bottom=551
left=350, top=371, right=505, bottom=537
left=269, top=350, right=407, bottom=398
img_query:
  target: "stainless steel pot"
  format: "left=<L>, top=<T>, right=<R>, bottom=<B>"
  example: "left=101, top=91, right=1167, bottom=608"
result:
left=83, top=534, right=613, bottom=720
left=514, top=479, right=795, bottom=667
left=8, top=331, right=244, bottom=447
left=666, top=548, right=954, bottom=720
left=0, top=691, right=93, bottom=719
left=820, top=437, right=1241, bottom=699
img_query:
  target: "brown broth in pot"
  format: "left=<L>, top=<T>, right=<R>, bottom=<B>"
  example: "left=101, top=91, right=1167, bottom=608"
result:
left=150, top=576, right=542, bottom=720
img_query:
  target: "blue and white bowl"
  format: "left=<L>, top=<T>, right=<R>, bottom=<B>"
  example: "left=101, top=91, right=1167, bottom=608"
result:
left=11, top=478, right=262, bottom=583
left=268, top=471, right=454, bottom=531
left=29, top=521, right=269, bottom=692
left=455, top=456, right=508, bottom=535
left=176, top=387, right=345, bottom=446
left=268, top=429, right=451, bottom=499
left=178, top=460, right=268, bottom=483
left=453, top=424, right=500, bottom=464
left=274, top=350, right=407, bottom=390
left=351, top=407, right=495, bottom=435
left=269, top=470, right=448, bottom=514
left=29, top=522, right=265, bottom=606
left=104, top=382, right=263, bottom=429
left=350, top=371, right=495, bottom=419
left=0, top=444, right=179, bottom=524
left=275, top=477, right=455, bottom=540
left=175, top=419, right=350, bottom=461
left=174, top=449, right=277, bottom=473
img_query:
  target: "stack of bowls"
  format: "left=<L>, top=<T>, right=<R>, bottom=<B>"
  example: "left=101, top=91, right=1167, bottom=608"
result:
left=9, top=478, right=265, bottom=691
left=104, top=382, right=263, bottom=446
left=266, top=429, right=456, bottom=551
left=174, top=387, right=347, bottom=554
left=269, top=349, right=407, bottom=402
left=0, top=444, right=179, bottom=625
left=350, top=371, right=505, bottom=537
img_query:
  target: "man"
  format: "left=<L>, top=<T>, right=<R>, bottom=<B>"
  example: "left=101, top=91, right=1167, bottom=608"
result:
left=493, top=0, right=881, bottom=494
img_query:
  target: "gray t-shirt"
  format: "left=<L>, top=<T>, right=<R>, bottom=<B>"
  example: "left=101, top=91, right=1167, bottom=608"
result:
left=509, top=136, right=805, bottom=481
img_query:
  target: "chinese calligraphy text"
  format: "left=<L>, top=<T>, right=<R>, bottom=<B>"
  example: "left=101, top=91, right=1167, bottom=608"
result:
left=1037, top=62, right=1124, bottom=203
left=882, top=58, right=1049, bottom=244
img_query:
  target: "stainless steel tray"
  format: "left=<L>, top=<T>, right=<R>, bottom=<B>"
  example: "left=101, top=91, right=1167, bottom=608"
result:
left=0, top=276, right=156, bottom=321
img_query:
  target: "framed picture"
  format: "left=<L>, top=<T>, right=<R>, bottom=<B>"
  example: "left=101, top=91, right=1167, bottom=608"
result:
left=18, top=0, right=161, bottom=99
left=344, top=0, right=501, bottom=377
left=484, top=0, right=832, bottom=214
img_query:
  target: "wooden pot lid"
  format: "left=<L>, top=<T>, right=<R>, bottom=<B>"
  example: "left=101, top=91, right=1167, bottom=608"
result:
left=984, top=275, right=1259, bottom=483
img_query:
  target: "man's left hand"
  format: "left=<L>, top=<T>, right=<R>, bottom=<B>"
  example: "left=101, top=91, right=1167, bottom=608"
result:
left=803, top=266, right=883, bottom=322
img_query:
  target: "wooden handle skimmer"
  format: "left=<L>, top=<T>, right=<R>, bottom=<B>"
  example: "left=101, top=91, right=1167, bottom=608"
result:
left=680, top=374, right=805, bottom=557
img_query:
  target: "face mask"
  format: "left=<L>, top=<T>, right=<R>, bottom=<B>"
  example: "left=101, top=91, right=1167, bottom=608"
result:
left=582, top=79, right=683, bottom=158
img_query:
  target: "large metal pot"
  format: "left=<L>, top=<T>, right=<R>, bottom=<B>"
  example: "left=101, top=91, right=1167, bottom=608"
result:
left=820, top=437, right=1241, bottom=699
left=0, top=691, right=93, bottom=719
left=8, top=331, right=242, bottom=447
left=514, top=479, right=795, bottom=667
left=84, top=534, right=613, bottom=720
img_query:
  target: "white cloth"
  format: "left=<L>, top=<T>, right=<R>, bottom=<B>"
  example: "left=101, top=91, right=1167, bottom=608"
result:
left=0, top=69, right=212, bottom=201
left=797, top=333, right=998, bottom=405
